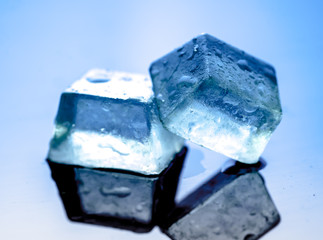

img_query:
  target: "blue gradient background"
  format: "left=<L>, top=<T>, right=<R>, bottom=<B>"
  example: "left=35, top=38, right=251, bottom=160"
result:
left=1, top=0, right=322, bottom=239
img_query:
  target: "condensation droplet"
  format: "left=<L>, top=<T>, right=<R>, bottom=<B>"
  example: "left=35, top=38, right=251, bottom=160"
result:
left=176, top=75, right=198, bottom=88
left=179, top=51, right=186, bottom=56
left=193, top=44, right=199, bottom=52
left=244, top=105, right=258, bottom=113
left=86, top=77, right=110, bottom=83
left=215, top=49, right=222, bottom=58
left=151, top=67, right=160, bottom=76
left=223, top=96, right=240, bottom=106
left=156, top=93, right=165, bottom=102
left=100, top=186, right=131, bottom=198
left=237, top=59, right=251, bottom=71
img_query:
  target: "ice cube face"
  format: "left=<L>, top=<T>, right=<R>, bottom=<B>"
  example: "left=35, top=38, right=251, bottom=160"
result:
left=150, top=34, right=282, bottom=163
left=48, top=70, right=184, bottom=175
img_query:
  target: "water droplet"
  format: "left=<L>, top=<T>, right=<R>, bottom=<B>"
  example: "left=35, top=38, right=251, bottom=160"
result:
left=163, top=60, right=168, bottom=65
left=215, top=49, right=222, bottom=58
left=244, top=105, right=258, bottom=113
left=237, top=59, right=251, bottom=71
left=176, top=75, right=198, bottom=88
left=223, top=96, right=240, bottom=106
left=193, top=44, right=199, bottom=52
left=100, top=128, right=106, bottom=133
left=179, top=51, right=186, bottom=56
left=86, top=77, right=110, bottom=83
left=156, top=93, right=165, bottom=102
left=150, top=67, right=160, bottom=76
left=227, top=55, right=234, bottom=61
left=100, top=186, right=131, bottom=198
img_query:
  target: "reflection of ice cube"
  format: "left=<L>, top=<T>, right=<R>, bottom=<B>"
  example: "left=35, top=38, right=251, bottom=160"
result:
left=162, top=172, right=280, bottom=240
left=150, top=34, right=282, bottom=163
left=47, top=147, right=187, bottom=233
left=48, top=70, right=184, bottom=175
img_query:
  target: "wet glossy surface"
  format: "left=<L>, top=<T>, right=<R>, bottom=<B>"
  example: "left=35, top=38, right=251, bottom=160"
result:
left=48, top=145, right=279, bottom=240
left=47, top=147, right=187, bottom=232
left=1, top=1, right=323, bottom=240
left=164, top=172, right=279, bottom=240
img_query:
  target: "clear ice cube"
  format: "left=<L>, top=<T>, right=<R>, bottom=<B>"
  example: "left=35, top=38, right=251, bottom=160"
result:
left=48, top=69, right=184, bottom=175
left=149, top=34, right=282, bottom=163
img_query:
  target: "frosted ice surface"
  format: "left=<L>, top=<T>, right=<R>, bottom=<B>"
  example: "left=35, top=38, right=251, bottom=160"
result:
left=149, top=34, right=282, bottom=163
left=48, top=69, right=184, bottom=175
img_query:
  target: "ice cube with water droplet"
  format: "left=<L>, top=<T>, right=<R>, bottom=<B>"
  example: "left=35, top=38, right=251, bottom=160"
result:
left=149, top=34, right=282, bottom=163
left=48, top=69, right=184, bottom=175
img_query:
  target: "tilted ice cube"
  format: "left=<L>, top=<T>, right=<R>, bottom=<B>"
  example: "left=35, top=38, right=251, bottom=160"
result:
left=149, top=34, right=282, bottom=163
left=48, top=69, right=184, bottom=175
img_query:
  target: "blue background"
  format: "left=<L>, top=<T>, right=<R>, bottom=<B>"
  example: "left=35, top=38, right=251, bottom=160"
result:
left=0, top=0, right=322, bottom=239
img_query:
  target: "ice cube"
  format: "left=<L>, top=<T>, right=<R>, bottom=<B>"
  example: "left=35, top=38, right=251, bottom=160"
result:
left=161, top=171, right=280, bottom=240
left=48, top=69, right=184, bottom=175
left=149, top=34, right=282, bottom=163
left=47, top=147, right=187, bottom=233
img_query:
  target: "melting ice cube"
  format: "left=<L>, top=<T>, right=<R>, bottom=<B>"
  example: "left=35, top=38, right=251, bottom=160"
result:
left=149, top=34, right=282, bottom=164
left=48, top=69, right=184, bottom=175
